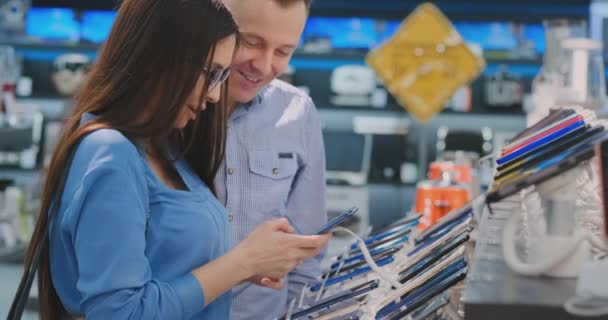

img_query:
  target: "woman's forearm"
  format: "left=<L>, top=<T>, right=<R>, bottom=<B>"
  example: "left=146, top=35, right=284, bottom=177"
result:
left=191, top=247, right=252, bottom=306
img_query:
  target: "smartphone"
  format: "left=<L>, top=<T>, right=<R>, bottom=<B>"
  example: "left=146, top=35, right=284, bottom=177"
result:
left=502, top=113, right=583, bottom=155
left=497, top=119, right=587, bottom=165
left=376, top=258, right=467, bottom=319
left=494, top=128, right=601, bottom=184
left=595, top=138, right=608, bottom=238
left=494, top=126, right=604, bottom=180
left=399, top=233, right=469, bottom=284
left=509, top=109, right=575, bottom=142
left=411, top=292, right=450, bottom=320
left=414, top=204, right=472, bottom=243
left=370, top=213, right=422, bottom=237
left=335, top=237, right=407, bottom=268
left=326, top=247, right=401, bottom=277
left=488, top=133, right=608, bottom=203
left=349, top=222, right=415, bottom=251
left=310, top=255, right=395, bottom=292
left=283, top=280, right=379, bottom=319
left=415, top=211, right=472, bottom=246
left=385, top=270, right=466, bottom=320
left=496, top=125, right=592, bottom=171
left=347, top=234, right=409, bottom=256
left=315, top=207, right=359, bottom=235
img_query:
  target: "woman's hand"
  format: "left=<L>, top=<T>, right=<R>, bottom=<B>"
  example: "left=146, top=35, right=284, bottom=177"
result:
left=233, top=218, right=328, bottom=280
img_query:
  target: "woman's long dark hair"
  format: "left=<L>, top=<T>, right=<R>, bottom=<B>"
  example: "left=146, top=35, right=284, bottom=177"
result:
left=22, top=0, right=238, bottom=318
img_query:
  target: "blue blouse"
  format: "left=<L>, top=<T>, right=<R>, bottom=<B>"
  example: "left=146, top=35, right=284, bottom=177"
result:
left=49, top=114, right=232, bottom=319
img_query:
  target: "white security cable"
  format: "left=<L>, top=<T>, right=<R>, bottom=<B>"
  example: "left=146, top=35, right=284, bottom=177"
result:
left=334, top=226, right=403, bottom=289
left=502, top=209, right=608, bottom=276
left=565, top=295, right=608, bottom=317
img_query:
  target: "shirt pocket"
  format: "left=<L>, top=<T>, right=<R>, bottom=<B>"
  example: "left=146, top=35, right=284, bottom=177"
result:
left=247, top=150, right=299, bottom=211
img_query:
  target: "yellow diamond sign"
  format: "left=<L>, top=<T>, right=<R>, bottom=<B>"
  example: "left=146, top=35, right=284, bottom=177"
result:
left=366, top=3, right=485, bottom=122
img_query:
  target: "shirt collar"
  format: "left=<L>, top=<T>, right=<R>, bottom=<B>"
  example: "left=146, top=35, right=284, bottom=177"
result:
left=242, top=91, right=263, bottom=110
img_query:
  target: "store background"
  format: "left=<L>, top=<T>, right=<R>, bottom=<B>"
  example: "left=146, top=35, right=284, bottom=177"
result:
left=0, top=0, right=607, bottom=317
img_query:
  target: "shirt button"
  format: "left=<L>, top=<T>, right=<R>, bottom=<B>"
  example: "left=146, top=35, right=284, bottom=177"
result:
left=228, top=168, right=235, bottom=175
left=272, top=168, right=279, bottom=175
left=228, top=213, right=234, bottom=222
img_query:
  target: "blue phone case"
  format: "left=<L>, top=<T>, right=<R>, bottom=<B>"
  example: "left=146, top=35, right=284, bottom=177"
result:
left=400, top=233, right=469, bottom=284
left=415, top=210, right=472, bottom=246
left=385, top=270, right=467, bottom=320
left=409, top=216, right=469, bottom=258
left=349, top=219, right=418, bottom=251
left=315, top=207, right=359, bottom=234
left=495, top=125, right=599, bottom=177
left=286, top=280, right=380, bottom=319
left=311, top=255, right=395, bottom=292
left=497, top=119, right=586, bottom=165
left=330, top=237, right=408, bottom=270
left=375, top=258, right=467, bottom=319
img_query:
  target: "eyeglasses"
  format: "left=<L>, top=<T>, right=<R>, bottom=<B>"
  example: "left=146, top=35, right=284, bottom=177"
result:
left=203, top=66, right=231, bottom=91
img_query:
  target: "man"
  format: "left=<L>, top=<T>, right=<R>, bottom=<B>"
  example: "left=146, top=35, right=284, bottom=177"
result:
left=216, top=0, right=327, bottom=319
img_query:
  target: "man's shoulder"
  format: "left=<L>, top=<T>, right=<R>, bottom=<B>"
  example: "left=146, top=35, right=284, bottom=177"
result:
left=263, top=79, right=313, bottom=105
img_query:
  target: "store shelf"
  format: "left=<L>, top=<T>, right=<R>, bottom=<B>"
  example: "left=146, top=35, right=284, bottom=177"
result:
left=0, top=169, right=42, bottom=186
left=462, top=204, right=606, bottom=320
left=0, top=40, right=99, bottom=52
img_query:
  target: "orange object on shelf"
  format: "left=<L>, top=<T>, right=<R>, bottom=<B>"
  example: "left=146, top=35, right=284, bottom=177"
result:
left=428, top=161, right=472, bottom=184
left=414, top=177, right=470, bottom=231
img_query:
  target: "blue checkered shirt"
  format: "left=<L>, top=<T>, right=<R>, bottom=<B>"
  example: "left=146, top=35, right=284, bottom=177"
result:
left=215, top=80, right=327, bottom=320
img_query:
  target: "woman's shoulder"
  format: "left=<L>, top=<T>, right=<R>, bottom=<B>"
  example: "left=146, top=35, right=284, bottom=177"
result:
left=75, top=129, right=143, bottom=171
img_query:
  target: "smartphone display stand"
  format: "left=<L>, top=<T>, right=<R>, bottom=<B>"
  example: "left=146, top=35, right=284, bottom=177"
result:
left=502, top=163, right=607, bottom=278
left=288, top=230, right=471, bottom=319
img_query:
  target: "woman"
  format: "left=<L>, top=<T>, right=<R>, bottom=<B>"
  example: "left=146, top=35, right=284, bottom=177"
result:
left=22, top=0, right=328, bottom=319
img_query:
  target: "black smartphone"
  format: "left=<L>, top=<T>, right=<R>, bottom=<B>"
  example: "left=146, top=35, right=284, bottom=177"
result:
left=596, top=138, right=608, bottom=238
left=487, top=132, right=608, bottom=203
left=315, top=207, right=359, bottom=235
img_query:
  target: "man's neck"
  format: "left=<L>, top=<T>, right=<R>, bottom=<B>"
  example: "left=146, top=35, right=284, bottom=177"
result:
left=226, top=95, right=238, bottom=115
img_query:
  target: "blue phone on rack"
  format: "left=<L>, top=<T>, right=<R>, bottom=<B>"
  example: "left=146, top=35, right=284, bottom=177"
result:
left=311, top=255, right=395, bottom=292
left=376, top=258, right=467, bottom=319
left=399, top=232, right=469, bottom=284
left=495, top=125, right=601, bottom=178
left=282, top=280, right=380, bottom=319
left=348, top=234, right=409, bottom=256
left=415, top=210, right=472, bottom=246
left=348, top=218, right=418, bottom=251
left=385, top=269, right=467, bottom=320
left=325, top=247, right=400, bottom=278
left=315, top=207, right=359, bottom=234
left=332, top=238, right=407, bottom=270
left=487, top=132, right=608, bottom=203
left=497, top=119, right=586, bottom=165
